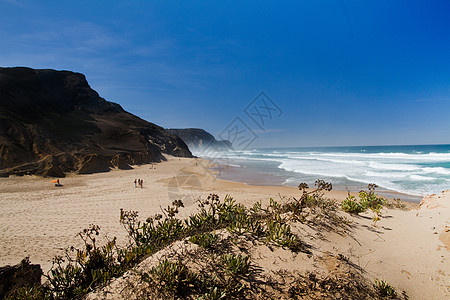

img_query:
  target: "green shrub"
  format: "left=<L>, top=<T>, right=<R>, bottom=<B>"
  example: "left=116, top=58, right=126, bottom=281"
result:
left=189, top=232, right=220, bottom=249
left=199, top=275, right=244, bottom=300
left=266, top=215, right=301, bottom=250
left=341, top=195, right=366, bottom=214
left=373, top=279, right=397, bottom=298
left=142, top=259, right=198, bottom=294
left=221, top=254, right=250, bottom=275
left=44, top=225, right=123, bottom=298
left=202, top=285, right=227, bottom=300
left=341, top=184, right=386, bottom=217
left=385, top=198, right=407, bottom=210
left=4, top=284, right=47, bottom=300
left=359, top=184, right=386, bottom=210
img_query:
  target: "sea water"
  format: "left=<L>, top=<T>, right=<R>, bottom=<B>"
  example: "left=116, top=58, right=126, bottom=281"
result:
left=198, top=144, right=450, bottom=202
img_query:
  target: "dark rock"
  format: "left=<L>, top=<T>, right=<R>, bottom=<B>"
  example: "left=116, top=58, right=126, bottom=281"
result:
left=111, top=154, right=132, bottom=170
left=78, top=154, right=112, bottom=174
left=0, top=67, right=193, bottom=176
left=166, top=128, right=233, bottom=152
left=42, top=164, right=65, bottom=177
left=0, top=258, right=42, bottom=299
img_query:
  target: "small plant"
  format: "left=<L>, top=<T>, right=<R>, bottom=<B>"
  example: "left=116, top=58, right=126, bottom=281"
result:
left=226, top=209, right=250, bottom=235
left=341, top=184, right=386, bottom=219
left=336, top=253, right=349, bottom=262
left=297, top=180, right=332, bottom=205
left=202, top=286, right=227, bottom=300
left=189, top=232, right=220, bottom=249
left=4, top=284, right=46, bottom=300
left=221, top=254, right=250, bottom=275
left=200, top=275, right=245, bottom=300
left=44, top=225, right=122, bottom=298
left=268, top=198, right=281, bottom=212
left=142, top=259, right=197, bottom=294
left=341, top=194, right=365, bottom=214
left=385, top=198, right=407, bottom=210
left=266, top=215, right=301, bottom=250
left=373, top=279, right=397, bottom=298
left=370, top=204, right=383, bottom=225
left=359, top=184, right=386, bottom=210
left=250, top=200, right=263, bottom=214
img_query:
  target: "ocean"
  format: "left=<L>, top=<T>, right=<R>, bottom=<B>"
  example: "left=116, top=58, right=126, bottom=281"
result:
left=198, top=144, right=450, bottom=202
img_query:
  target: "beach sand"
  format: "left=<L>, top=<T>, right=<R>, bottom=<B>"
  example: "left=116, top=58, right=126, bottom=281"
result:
left=1, top=156, right=448, bottom=299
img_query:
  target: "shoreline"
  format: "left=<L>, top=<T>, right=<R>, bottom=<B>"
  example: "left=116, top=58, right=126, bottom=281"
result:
left=208, top=161, right=423, bottom=204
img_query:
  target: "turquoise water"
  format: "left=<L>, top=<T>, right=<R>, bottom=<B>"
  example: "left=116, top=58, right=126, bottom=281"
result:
left=200, top=144, right=450, bottom=201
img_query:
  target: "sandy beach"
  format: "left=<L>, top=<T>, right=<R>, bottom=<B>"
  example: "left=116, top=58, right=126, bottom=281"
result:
left=1, top=156, right=449, bottom=299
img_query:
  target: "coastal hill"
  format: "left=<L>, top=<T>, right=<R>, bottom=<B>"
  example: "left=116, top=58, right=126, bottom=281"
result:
left=166, top=128, right=232, bottom=152
left=0, top=67, right=192, bottom=177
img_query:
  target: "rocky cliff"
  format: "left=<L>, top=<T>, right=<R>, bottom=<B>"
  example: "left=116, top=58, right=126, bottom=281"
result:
left=166, top=128, right=232, bottom=153
left=0, top=67, right=192, bottom=177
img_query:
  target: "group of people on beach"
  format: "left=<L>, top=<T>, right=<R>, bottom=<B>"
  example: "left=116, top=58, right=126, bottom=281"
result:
left=134, top=179, right=144, bottom=188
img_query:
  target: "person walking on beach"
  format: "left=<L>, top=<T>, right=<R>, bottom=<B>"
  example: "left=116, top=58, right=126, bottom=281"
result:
left=140, top=179, right=144, bottom=188
left=134, top=179, right=137, bottom=188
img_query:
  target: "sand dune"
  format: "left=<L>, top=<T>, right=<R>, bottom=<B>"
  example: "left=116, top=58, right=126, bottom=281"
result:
left=1, top=156, right=448, bottom=299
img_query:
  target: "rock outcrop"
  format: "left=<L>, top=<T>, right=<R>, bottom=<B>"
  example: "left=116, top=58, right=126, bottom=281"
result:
left=0, top=67, right=192, bottom=177
left=0, top=258, right=42, bottom=299
left=166, top=128, right=232, bottom=153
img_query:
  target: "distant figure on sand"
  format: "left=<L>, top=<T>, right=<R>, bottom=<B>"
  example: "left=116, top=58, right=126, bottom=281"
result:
left=134, top=179, right=137, bottom=188
left=55, top=179, right=63, bottom=187
left=140, top=179, right=143, bottom=188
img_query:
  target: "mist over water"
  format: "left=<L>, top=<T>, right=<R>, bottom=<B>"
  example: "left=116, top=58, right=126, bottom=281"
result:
left=197, top=144, right=450, bottom=201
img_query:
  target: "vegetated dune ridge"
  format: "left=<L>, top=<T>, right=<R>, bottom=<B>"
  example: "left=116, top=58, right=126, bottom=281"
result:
left=0, top=67, right=192, bottom=178
left=71, top=157, right=447, bottom=300
left=1, top=156, right=448, bottom=299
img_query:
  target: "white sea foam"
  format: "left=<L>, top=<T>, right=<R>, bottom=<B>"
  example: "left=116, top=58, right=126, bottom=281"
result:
left=213, top=147, right=450, bottom=196
left=367, top=162, right=419, bottom=171
left=226, top=163, right=241, bottom=168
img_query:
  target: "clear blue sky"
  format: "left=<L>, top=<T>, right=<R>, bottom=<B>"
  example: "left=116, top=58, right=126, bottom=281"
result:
left=1, top=0, right=449, bottom=147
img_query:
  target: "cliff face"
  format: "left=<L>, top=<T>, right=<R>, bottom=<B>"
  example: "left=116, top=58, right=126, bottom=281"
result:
left=0, top=67, right=192, bottom=177
left=166, top=128, right=232, bottom=153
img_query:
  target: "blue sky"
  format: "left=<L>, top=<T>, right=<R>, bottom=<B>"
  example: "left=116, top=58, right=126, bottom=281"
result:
left=1, top=0, right=450, bottom=147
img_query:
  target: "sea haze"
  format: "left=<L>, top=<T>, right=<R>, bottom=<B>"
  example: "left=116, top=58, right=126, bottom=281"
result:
left=200, top=144, right=450, bottom=202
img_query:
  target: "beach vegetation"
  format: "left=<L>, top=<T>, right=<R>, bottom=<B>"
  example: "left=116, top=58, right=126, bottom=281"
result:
left=373, top=278, right=398, bottom=298
left=341, top=194, right=366, bottom=214
left=189, top=232, right=220, bottom=249
left=221, top=253, right=250, bottom=275
left=385, top=198, right=408, bottom=210
left=41, top=193, right=302, bottom=298
left=341, top=184, right=387, bottom=221
left=359, top=184, right=386, bottom=210
left=37, top=180, right=369, bottom=299
left=141, top=252, right=247, bottom=299
left=43, top=224, right=122, bottom=298
left=288, top=271, right=384, bottom=299
left=4, top=284, right=47, bottom=300
left=266, top=214, right=301, bottom=250
left=142, top=259, right=198, bottom=295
